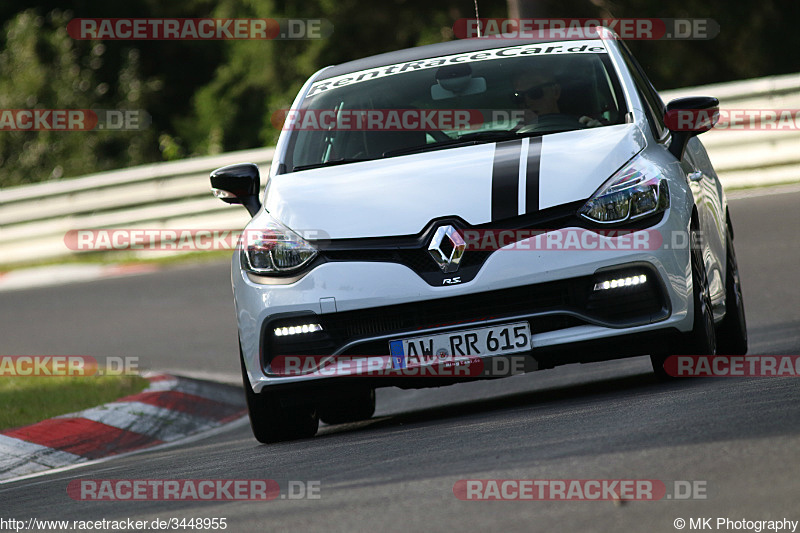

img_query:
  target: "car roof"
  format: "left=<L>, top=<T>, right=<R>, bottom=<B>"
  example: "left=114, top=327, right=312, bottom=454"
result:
left=316, top=34, right=613, bottom=81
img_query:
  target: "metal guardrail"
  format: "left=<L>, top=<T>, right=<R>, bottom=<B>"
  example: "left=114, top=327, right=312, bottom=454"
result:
left=0, top=148, right=272, bottom=266
left=1, top=73, right=799, bottom=268
left=661, top=72, right=800, bottom=188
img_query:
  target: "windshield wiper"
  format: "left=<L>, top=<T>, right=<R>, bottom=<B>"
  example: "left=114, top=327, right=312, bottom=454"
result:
left=291, top=158, right=376, bottom=172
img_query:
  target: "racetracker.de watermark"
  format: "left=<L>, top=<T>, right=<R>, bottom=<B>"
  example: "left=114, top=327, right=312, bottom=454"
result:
left=0, top=109, right=149, bottom=131
left=268, top=354, right=515, bottom=378
left=664, top=356, right=800, bottom=377
left=67, top=18, right=332, bottom=40
left=0, top=356, right=138, bottom=376
left=461, top=229, right=661, bottom=251
left=67, top=479, right=321, bottom=501
left=271, top=108, right=486, bottom=131
left=665, top=109, right=800, bottom=131
left=64, top=229, right=248, bottom=251
left=453, top=18, right=719, bottom=40
left=453, top=479, right=708, bottom=500
left=63, top=229, right=706, bottom=252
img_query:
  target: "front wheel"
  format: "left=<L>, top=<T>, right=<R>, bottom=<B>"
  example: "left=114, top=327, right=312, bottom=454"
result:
left=240, top=345, right=318, bottom=443
left=651, top=229, right=716, bottom=379
left=716, top=225, right=748, bottom=355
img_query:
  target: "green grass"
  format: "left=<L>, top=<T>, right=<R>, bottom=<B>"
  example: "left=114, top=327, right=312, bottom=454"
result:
left=0, top=374, right=150, bottom=431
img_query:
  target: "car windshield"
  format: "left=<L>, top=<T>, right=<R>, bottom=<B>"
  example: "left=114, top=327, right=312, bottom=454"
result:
left=284, top=40, right=628, bottom=172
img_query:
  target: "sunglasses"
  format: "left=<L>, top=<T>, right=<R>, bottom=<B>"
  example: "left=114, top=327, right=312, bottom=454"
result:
left=513, top=82, right=556, bottom=104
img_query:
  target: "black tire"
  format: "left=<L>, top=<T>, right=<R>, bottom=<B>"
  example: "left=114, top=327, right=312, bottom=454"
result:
left=716, top=226, right=748, bottom=355
left=649, top=351, right=673, bottom=381
left=651, top=228, right=716, bottom=379
left=240, top=346, right=319, bottom=443
left=318, top=388, right=376, bottom=425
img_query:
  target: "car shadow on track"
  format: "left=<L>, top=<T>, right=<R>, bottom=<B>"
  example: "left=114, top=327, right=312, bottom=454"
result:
left=316, top=370, right=695, bottom=437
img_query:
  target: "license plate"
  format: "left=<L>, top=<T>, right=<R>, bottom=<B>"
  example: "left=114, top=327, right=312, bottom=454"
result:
left=388, top=321, right=531, bottom=369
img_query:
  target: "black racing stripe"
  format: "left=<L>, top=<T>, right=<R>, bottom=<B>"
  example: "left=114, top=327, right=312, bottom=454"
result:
left=491, top=140, right=521, bottom=221
left=525, top=136, right=543, bottom=214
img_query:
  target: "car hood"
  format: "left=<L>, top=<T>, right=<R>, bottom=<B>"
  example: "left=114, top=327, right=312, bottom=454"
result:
left=263, top=124, right=645, bottom=239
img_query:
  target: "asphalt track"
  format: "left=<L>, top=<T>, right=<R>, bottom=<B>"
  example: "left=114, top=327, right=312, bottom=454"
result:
left=1, top=186, right=799, bottom=532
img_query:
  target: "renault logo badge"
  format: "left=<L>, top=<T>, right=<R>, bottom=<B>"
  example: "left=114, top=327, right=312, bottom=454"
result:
left=428, top=225, right=466, bottom=273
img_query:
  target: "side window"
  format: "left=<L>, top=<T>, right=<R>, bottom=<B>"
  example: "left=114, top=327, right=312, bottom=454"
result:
left=618, top=42, right=668, bottom=141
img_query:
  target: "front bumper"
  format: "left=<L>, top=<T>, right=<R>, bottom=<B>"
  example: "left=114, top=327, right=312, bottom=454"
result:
left=234, top=206, right=693, bottom=393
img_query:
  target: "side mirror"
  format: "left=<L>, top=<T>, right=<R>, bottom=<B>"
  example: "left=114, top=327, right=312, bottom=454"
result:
left=210, top=163, right=262, bottom=216
left=663, top=96, right=720, bottom=160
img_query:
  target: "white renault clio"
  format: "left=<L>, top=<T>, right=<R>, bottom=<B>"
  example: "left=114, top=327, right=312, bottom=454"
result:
left=211, top=30, right=747, bottom=443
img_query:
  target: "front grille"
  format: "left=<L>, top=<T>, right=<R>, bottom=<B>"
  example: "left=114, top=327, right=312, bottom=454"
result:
left=323, top=276, right=581, bottom=344
left=316, top=203, right=586, bottom=286
left=263, top=264, right=669, bottom=368
left=311, top=201, right=666, bottom=288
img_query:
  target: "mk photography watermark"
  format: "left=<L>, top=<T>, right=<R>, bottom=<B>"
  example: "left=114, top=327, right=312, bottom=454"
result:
left=673, top=517, right=798, bottom=532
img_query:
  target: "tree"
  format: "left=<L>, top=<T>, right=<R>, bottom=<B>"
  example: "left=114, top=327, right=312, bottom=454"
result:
left=0, top=10, right=160, bottom=185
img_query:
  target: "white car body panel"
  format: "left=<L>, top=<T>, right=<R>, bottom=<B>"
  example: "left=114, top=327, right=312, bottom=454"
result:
left=264, top=124, right=646, bottom=238
left=265, top=143, right=497, bottom=238
left=537, top=124, right=645, bottom=210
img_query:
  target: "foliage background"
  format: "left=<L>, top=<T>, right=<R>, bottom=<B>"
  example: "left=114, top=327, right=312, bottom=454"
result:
left=1, top=0, right=797, bottom=186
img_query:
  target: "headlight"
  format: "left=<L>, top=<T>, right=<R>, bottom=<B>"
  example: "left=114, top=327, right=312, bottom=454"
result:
left=578, top=155, right=670, bottom=224
left=240, top=216, right=317, bottom=274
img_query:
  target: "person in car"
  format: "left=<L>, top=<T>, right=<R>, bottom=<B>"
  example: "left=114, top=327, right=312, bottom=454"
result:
left=512, top=70, right=604, bottom=129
